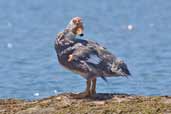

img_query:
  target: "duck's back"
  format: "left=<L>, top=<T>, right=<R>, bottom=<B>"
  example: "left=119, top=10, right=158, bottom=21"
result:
left=69, top=39, right=130, bottom=77
left=55, top=33, right=130, bottom=80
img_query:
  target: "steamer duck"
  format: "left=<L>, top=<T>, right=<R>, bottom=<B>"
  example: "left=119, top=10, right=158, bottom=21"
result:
left=55, top=17, right=130, bottom=98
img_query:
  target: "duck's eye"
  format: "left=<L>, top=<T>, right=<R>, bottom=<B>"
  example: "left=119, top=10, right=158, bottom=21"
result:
left=73, top=18, right=82, bottom=25
left=72, top=19, right=77, bottom=24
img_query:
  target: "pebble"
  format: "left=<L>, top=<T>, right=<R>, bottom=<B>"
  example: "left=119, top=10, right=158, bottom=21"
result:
left=92, top=101, right=106, bottom=105
left=56, top=96, right=62, bottom=100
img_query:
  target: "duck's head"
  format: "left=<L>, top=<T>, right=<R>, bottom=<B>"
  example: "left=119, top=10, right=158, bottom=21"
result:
left=66, top=17, right=84, bottom=37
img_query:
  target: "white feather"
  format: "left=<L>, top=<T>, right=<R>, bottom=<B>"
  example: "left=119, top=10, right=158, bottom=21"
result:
left=87, top=54, right=101, bottom=64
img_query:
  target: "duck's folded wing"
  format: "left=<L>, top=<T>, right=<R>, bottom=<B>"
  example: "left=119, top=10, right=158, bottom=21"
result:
left=70, top=41, right=116, bottom=71
left=71, top=40, right=131, bottom=77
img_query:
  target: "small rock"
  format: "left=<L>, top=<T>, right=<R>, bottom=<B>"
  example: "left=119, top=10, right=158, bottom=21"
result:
left=56, top=96, right=62, bottom=100
left=92, top=101, right=106, bottom=105
left=162, top=98, right=171, bottom=104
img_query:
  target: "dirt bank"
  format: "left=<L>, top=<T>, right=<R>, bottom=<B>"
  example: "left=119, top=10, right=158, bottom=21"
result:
left=0, top=93, right=171, bottom=114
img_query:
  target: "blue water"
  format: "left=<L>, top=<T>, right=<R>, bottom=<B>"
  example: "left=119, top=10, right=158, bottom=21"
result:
left=0, top=0, right=171, bottom=100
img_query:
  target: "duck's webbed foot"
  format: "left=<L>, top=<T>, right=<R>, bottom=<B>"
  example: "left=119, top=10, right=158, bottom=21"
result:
left=71, top=80, right=91, bottom=99
left=71, top=90, right=91, bottom=99
left=71, top=78, right=97, bottom=99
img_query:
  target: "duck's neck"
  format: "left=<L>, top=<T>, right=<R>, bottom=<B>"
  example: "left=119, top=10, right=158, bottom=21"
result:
left=63, top=29, right=76, bottom=40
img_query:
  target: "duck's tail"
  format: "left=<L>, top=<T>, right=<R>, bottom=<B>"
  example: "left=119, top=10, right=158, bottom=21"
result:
left=111, top=59, right=131, bottom=77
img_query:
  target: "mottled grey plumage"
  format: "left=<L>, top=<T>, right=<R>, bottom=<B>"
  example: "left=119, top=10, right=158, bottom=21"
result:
left=55, top=17, right=130, bottom=98
left=55, top=30, right=130, bottom=80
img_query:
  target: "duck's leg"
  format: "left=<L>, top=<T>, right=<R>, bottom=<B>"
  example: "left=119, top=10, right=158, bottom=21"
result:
left=83, top=79, right=91, bottom=95
left=90, top=78, right=96, bottom=95
left=71, top=80, right=91, bottom=98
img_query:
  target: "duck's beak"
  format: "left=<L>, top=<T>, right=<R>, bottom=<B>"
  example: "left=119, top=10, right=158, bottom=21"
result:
left=76, top=27, right=84, bottom=37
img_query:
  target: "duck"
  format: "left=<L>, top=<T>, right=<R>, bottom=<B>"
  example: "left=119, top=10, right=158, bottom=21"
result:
left=55, top=17, right=130, bottom=98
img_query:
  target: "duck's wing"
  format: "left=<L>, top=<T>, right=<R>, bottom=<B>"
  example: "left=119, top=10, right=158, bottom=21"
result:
left=69, top=39, right=131, bottom=79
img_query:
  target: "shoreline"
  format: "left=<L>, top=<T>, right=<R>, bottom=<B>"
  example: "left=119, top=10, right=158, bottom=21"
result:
left=0, top=93, right=171, bottom=114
